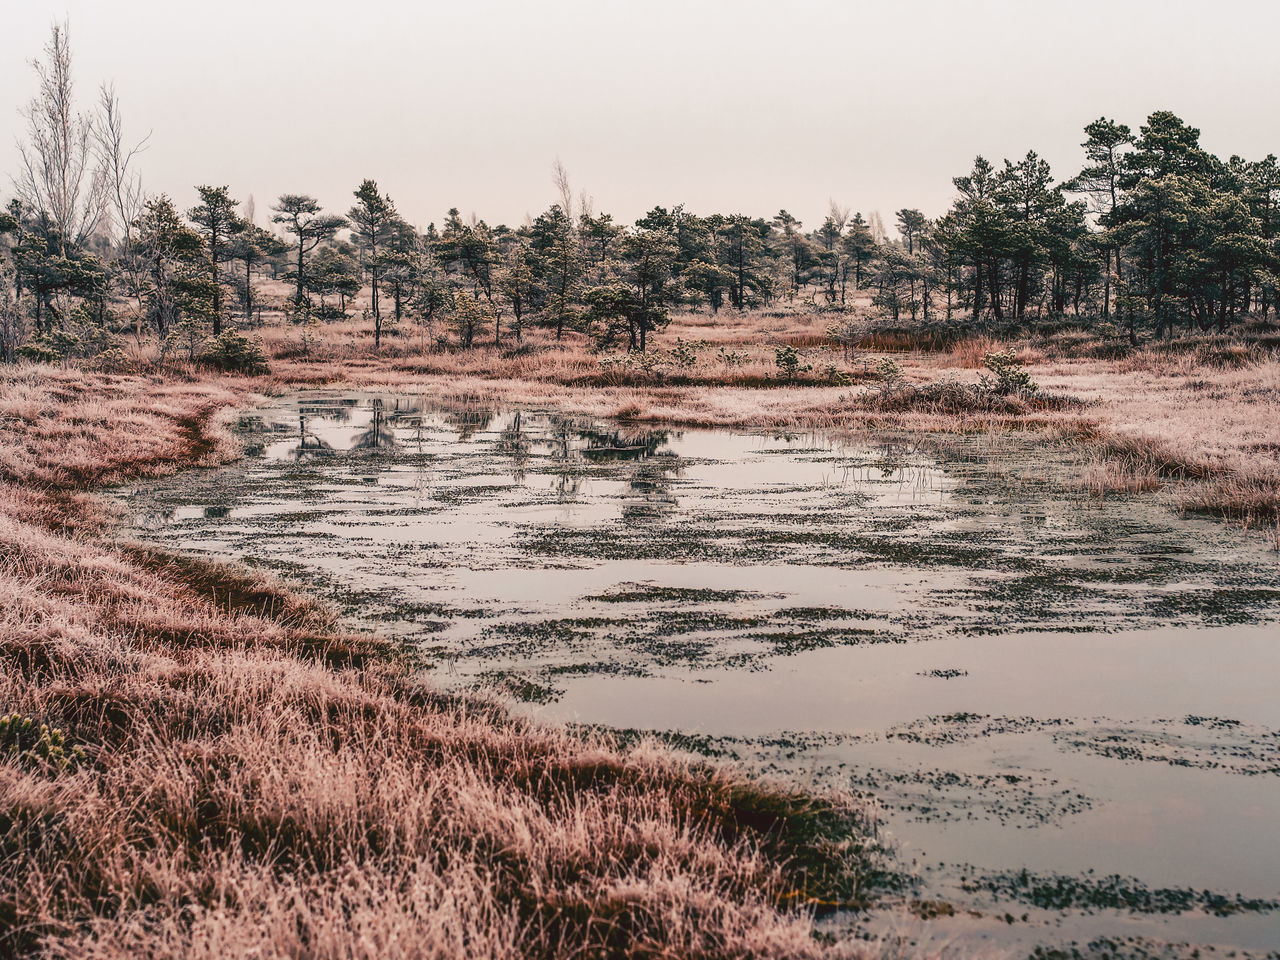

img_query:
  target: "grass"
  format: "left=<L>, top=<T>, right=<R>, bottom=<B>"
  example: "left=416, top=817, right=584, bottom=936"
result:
left=0, top=367, right=895, bottom=959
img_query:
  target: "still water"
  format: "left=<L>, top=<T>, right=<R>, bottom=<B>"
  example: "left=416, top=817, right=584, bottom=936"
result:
left=117, top=391, right=1280, bottom=954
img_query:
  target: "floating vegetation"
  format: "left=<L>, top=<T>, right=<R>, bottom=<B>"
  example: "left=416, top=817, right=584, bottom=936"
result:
left=962, top=869, right=1280, bottom=916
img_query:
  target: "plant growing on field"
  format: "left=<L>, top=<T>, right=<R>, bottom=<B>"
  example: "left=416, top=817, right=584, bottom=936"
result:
left=451, top=296, right=493, bottom=349
left=774, top=344, right=812, bottom=381
left=671, top=337, right=699, bottom=368
left=202, top=328, right=269, bottom=374
left=0, top=713, right=85, bottom=771
left=874, top=356, right=904, bottom=394
left=17, top=329, right=82, bottom=363
left=160, top=317, right=211, bottom=363
left=823, top=364, right=852, bottom=385
left=979, top=350, right=1037, bottom=396
left=826, top=313, right=864, bottom=362
left=717, top=346, right=748, bottom=367
left=631, top=349, right=668, bottom=377
left=88, top=345, right=130, bottom=372
left=286, top=296, right=321, bottom=354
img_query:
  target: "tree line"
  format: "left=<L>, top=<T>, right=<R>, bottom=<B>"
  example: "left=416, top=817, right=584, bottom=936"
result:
left=4, top=23, right=1279, bottom=365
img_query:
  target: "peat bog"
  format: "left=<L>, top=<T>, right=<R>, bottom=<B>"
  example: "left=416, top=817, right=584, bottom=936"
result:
left=116, top=390, right=1280, bottom=957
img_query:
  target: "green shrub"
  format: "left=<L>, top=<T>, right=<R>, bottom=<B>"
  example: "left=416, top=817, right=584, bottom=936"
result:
left=822, top=364, right=851, bottom=386
left=202, top=329, right=269, bottom=374
left=670, top=337, right=699, bottom=369
left=979, top=351, right=1037, bottom=396
left=0, top=713, right=85, bottom=771
left=716, top=346, right=747, bottom=367
left=16, top=330, right=83, bottom=363
left=89, top=346, right=131, bottom=372
left=874, top=356, right=904, bottom=394
left=774, top=345, right=812, bottom=381
left=16, top=340, right=62, bottom=364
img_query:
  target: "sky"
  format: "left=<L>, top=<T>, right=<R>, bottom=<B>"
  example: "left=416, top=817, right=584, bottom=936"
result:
left=5, top=0, right=1280, bottom=236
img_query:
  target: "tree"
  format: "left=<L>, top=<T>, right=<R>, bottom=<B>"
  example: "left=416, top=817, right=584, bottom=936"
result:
left=949, top=156, right=1013, bottom=322
left=377, top=216, right=421, bottom=334
left=528, top=204, right=579, bottom=339
left=1113, top=113, right=1214, bottom=338
left=497, top=236, right=539, bottom=343
left=895, top=208, right=929, bottom=316
left=230, top=224, right=287, bottom=321
left=618, top=226, right=678, bottom=351
left=771, top=210, right=811, bottom=299
left=839, top=214, right=877, bottom=295
left=134, top=195, right=211, bottom=340
left=1066, top=118, right=1133, bottom=323
left=308, top=244, right=362, bottom=319
left=438, top=209, right=497, bottom=305
left=721, top=215, right=769, bottom=310
left=996, top=152, right=1058, bottom=319
left=188, top=185, right=245, bottom=334
left=14, top=22, right=106, bottom=257
left=580, top=210, right=621, bottom=283
left=450, top=293, right=491, bottom=348
left=270, top=194, right=345, bottom=306
left=93, top=82, right=149, bottom=321
left=348, top=179, right=396, bottom=348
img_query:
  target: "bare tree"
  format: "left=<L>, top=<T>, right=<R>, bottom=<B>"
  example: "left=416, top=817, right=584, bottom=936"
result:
left=553, top=158, right=575, bottom=225
left=827, top=199, right=850, bottom=235
left=94, top=82, right=149, bottom=321
left=14, top=21, right=106, bottom=256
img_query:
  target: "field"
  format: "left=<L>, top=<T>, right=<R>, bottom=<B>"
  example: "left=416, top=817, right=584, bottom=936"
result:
left=2, top=292, right=1278, bottom=958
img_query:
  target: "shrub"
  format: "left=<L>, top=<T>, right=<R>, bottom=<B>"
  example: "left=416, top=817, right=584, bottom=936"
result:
left=0, top=713, right=85, bottom=771
left=822, top=364, right=851, bottom=386
left=202, top=328, right=270, bottom=374
left=16, top=339, right=63, bottom=364
left=88, top=346, right=131, bottom=372
left=874, top=356, right=904, bottom=394
left=16, top=330, right=83, bottom=363
left=717, top=346, right=747, bottom=367
left=774, top=345, right=812, bottom=381
left=670, top=337, right=699, bottom=369
left=979, top=351, right=1037, bottom=396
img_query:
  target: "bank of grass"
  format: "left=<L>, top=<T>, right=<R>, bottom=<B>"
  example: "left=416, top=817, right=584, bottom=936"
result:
left=0, top=367, right=899, bottom=958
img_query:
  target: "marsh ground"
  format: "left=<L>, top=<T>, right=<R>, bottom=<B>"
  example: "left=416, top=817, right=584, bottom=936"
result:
left=116, top=392, right=1280, bottom=956
left=2, top=297, right=1278, bottom=958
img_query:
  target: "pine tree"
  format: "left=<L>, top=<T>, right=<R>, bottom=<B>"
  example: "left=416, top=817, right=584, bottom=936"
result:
left=188, top=185, right=246, bottom=335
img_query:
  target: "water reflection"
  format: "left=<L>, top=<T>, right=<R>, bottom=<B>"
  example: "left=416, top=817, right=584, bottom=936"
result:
left=498, top=411, right=532, bottom=482
left=351, top=400, right=397, bottom=453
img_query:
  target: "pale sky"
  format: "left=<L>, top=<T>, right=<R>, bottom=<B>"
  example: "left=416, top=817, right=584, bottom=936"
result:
left=5, top=0, right=1279, bottom=235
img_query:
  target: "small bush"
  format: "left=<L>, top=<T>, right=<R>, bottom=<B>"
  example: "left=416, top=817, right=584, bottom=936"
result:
left=822, top=364, right=851, bottom=386
left=202, top=329, right=270, bottom=374
left=0, top=713, right=86, bottom=772
left=774, top=345, right=812, bottom=381
left=874, top=357, right=904, bottom=394
left=717, top=347, right=748, bottom=367
left=979, top=351, right=1037, bottom=396
left=16, top=330, right=83, bottom=363
left=88, top=346, right=132, bottom=373
left=670, top=338, right=700, bottom=369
